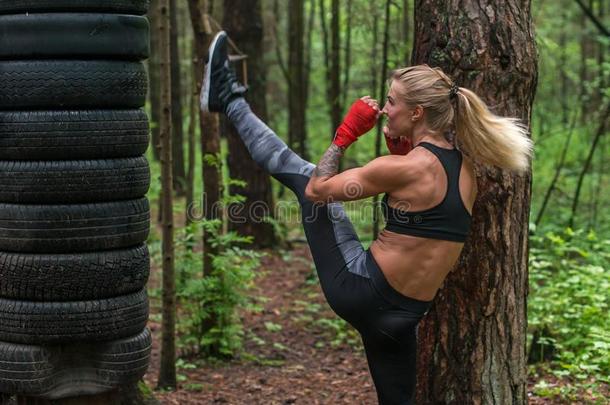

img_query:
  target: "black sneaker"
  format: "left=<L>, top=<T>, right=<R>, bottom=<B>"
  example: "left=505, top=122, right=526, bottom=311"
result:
left=200, top=31, right=247, bottom=113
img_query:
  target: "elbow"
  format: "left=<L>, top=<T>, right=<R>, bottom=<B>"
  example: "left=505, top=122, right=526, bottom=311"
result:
left=304, top=180, right=325, bottom=203
left=304, top=181, right=318, bottom=201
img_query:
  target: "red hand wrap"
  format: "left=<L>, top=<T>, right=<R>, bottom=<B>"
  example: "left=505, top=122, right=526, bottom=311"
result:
left=333, top=99, right=379, bottom=148
left=384, top=134, right=413, bottom=155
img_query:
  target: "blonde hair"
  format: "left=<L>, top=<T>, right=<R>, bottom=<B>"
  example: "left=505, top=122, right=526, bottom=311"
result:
left=391, top=65, right=533, bottom=173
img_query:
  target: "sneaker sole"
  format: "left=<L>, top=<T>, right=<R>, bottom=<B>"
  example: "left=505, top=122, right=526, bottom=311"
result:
left=200, top=30, right=225, bottom=112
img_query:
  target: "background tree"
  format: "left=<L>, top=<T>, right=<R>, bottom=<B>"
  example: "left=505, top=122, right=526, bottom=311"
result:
left=186, top=0, right=222, bottom=274
left=288, top=0, right=308, bottom=160
left=156, top=0, right=176, bottom=390
left=170, top=0, right=186, bottom=195
left=223, top=0, right=277, bottom=248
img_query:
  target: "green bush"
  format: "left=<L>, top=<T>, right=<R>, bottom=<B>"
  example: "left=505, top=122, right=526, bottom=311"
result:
left=176, top=220, right=263, bottom=358
left=528, top=227, right=610, bottom=389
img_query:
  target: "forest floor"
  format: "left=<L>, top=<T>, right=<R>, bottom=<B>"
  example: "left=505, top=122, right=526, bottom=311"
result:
left=144, top=244, right=608, bottom=404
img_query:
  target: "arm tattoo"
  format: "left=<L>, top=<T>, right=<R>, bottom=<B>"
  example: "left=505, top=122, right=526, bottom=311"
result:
left=313, top=144, right=344, bottom=177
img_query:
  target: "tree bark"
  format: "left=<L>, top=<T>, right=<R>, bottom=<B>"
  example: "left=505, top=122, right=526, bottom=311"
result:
left=148, top=0, right=161, bottom=161
left=170, top=0, right=186, bottom=195
left=412, top=1, right=538, bottom=403
left=223, top=0, right=277, bottom=248
left=156, top=0, right=176, bottom=390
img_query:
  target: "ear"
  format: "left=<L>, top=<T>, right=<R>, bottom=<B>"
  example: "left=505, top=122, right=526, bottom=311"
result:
left=412, top=105, right=424, bottom=120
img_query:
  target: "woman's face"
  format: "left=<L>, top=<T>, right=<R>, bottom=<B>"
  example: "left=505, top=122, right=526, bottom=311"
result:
left=381, top=82, right=416, bottom=139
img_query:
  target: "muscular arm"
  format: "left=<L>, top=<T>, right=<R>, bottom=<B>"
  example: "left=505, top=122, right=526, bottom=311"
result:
left=305, top=148, right=412, bottom=203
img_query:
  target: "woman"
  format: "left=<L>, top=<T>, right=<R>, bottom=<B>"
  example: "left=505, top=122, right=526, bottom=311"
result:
left=201, top=31, right=532, bottom=405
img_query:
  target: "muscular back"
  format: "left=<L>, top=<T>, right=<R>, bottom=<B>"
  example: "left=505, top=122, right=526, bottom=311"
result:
left=369, top=145, right=477, bottom=301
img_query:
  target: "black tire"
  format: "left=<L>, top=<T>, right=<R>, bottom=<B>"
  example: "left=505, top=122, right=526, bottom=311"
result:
left=0, top=289, right=148, bottom=344
left=0, top=0, right=149, bottom=15
left=0, top=61, right=147, bottom=109
left=0, top=14, right=149, bottom=61
left=0, top=198, right=150, bottom=253
left=0, top=157, right=150, bottom=204
left=0, top=110, right=149, bottom=160
left=0, top=328, right=151, bottom=398
left=0, top=244, right=149, bottom=301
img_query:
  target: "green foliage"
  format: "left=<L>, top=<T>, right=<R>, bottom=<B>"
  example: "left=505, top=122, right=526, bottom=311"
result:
left=175, top=220, right=264, bottom=359
left=528, top=227, right=610, bottom=395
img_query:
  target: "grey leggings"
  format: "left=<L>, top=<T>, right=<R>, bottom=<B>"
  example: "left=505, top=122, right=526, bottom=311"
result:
left=227, top=98, right=432, bottom=405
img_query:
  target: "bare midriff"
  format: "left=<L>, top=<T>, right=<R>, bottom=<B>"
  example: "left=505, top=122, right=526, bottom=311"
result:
left=369, top=229, right=464, bottom=302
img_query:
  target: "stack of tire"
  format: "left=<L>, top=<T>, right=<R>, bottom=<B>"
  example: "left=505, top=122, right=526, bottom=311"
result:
left=0, top=0, right=152, bottom=399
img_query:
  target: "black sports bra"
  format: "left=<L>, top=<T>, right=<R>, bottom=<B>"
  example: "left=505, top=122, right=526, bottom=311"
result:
left=381, top=142, right=472, bottom=242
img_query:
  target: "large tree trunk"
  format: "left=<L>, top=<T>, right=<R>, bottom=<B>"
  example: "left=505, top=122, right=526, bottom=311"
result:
left=288, top=0, right=307, bottom=160
left=223, top=0, right=276, bottom=248
left=412, top=1, right=538, bottom=403
left=156, top=0, right=176, bottom=390
left=170, top=0, right=186, bottom=195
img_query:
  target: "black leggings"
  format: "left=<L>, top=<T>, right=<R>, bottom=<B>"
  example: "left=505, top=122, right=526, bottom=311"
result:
left=227, top=98, right=432, bottom=405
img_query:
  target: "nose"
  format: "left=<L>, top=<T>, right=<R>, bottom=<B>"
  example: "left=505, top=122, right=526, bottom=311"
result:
left=381, top=102, right=389, bottom=115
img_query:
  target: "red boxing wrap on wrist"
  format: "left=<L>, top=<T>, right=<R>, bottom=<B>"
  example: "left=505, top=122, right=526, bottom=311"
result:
left=384, top=135, right=413, bottom=155
left=333, top=99, right=379, bottom=148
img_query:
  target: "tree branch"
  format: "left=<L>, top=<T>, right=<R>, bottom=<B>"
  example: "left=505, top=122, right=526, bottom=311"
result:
left=574, top=0, right=610, bottom=37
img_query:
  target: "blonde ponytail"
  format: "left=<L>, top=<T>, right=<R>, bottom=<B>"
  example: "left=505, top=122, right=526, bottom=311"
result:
left=391, top=65, right=533, bottom=173
left=454, top=88, right=533, bottom=173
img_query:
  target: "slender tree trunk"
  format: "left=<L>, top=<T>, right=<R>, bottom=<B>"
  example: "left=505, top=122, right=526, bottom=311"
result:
left=156, top=0, right=176, bottom=390
left=372, top=0, right=391, bottom=240
left=223, top=0, right=277, bottom=248
left=187, top=0, right=222, bottom=271
left=319, top=0, right=331, bottom=137
left=559, top=8, right=568, bottom=127
left=187, top=0, right=223, bottom=356
left=330, top=0, right=341, bottom=138
left=148, top=0, right=161, bottom=161
left=288, top=0, right=307, bottom=160
left=186, top=41, right=198, bottom=226
left=170, top=0, right=186, bottom=195
left=412, top=1, right=538, bottom=403
left=340, top=0, right=353, bottom=110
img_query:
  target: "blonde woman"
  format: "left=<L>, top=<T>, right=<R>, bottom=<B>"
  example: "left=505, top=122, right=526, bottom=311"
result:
left=201, top=31, right=532, bottom=405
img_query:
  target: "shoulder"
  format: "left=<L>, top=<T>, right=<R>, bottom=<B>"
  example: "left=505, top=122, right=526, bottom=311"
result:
left=364, top=151, right=429, bottom=187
